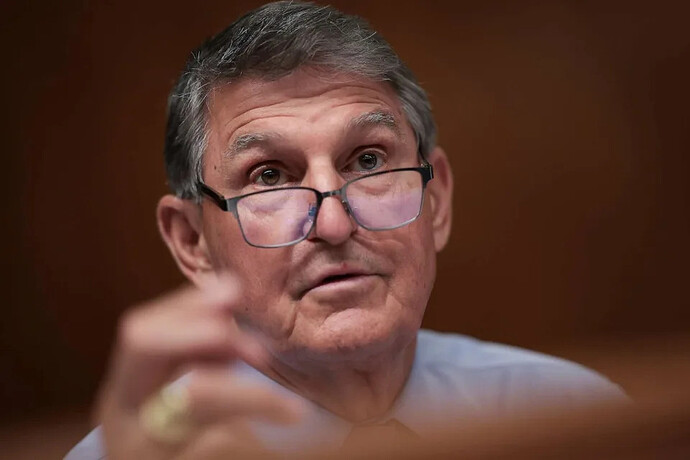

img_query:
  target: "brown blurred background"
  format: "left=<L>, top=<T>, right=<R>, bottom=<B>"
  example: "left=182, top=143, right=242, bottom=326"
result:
left=1, top=0, right=689, bottom=455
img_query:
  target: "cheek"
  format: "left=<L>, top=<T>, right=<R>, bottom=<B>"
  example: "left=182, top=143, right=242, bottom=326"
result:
left=204, top=213, right=293, bottom=329
left=385, top=217, right=437, bottom=316
left=402, top=245, right=436, bottom=314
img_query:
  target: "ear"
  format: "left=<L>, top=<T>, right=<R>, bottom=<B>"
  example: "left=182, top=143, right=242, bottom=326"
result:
left=156, top=195, right=213, bottom=286
left=426, top=146, right=454, bottom=252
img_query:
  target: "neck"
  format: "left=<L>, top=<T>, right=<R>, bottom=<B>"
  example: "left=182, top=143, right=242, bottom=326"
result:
left=259, top=336, right=417, bottom=422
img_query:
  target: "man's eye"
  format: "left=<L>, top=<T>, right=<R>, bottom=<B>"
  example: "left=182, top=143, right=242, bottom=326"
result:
left=256, top=168, right=283, bottom=186
left=353, top=151, right=383, bottom=172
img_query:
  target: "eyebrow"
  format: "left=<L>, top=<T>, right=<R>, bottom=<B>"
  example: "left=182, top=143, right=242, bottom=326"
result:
left=347, top=109, right=400, bottom=136
left=225, top=131, right=284, bottom=158
left=224, top=109, right=401, bottom=158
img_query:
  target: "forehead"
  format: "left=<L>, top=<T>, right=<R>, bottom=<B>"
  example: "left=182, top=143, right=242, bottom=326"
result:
left=204, top=69, right=412, bottom=156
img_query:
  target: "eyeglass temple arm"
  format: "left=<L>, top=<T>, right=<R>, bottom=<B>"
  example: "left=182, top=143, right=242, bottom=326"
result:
left=421, top=163, right=434, bottom=183
left=417, top=144, right=434, bottom=177
left=198, top=182, right=229, bottom=211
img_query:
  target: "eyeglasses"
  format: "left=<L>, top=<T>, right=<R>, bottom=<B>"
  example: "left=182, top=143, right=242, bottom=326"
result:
left=198, top=164, right=434, bottom=248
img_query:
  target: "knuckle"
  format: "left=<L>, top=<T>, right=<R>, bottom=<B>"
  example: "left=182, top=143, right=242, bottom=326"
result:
left=117, top=307, right=152, bottom=353
left=184, top=371, right=248, bottom=406
left=191, top=321, right=237, bottom=355
left=184, top=371, right=209, bottom=397
left=183, top=369, right=223, bottom=402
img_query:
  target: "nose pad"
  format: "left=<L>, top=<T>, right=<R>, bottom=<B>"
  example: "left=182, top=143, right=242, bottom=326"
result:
left=340, top=198, right=353, bottom=216
left=306, top=195, right=357, bottom=244
left=308, top=203, right=318, bottom=219
left=301, top=203, right=318, bottom=237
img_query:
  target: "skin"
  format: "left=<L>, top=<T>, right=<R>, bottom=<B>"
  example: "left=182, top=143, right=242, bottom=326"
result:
left=99, top=68, right=453, bottom=458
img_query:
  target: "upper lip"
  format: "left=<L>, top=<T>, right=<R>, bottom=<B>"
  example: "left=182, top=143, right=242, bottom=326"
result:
left=298, top=264, right=375, bottom=298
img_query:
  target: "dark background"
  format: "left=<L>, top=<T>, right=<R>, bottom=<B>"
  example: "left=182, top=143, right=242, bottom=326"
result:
left=1, top=0, right=688, bottom=437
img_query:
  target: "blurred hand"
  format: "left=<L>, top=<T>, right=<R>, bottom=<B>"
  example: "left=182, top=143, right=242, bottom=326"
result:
left=97, top=278, right=302, bottom=459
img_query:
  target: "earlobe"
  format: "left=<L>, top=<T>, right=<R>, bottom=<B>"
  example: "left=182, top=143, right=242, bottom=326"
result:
left=426, top=146, right=454, bottom=252
left=156, top=195, right=212, bottom=284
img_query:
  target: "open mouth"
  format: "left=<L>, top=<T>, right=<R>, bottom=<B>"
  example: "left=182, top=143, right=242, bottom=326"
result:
left=319, top=273, right=359, bottom=285
left=297, top=263, right=379, bottom=300
left=299, top=272, right=374, bottom=299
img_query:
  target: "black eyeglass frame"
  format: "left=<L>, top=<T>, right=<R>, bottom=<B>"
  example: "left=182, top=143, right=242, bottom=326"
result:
left=197, top=163, right=434, bottom=248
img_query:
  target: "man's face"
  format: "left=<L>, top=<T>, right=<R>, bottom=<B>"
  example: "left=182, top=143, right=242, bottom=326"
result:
left=199, top=68, right=443, bottom=365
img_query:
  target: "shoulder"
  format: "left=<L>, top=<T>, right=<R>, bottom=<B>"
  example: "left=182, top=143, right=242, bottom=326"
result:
left=417, top=329, right=597, bottom=371
left=414, top=329, right=627, bottom=413
left=64, top=426, right=104, bottom=460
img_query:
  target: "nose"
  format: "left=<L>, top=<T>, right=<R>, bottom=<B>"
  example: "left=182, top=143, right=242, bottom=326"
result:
left=306, top=192, right=358, bottom=246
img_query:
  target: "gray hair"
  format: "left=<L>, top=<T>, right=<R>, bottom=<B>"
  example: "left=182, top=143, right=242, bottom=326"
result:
left=164, top=1, right=437, bottom=200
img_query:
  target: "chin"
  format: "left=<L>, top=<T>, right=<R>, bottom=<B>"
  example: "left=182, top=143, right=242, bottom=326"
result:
left=286, top=309, right=420, bottom=363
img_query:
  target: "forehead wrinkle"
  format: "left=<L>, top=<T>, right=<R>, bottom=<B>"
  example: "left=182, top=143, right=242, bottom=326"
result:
left=223, top=109, right=400, bottom=159
left=212, top=84, right=404, bottom=167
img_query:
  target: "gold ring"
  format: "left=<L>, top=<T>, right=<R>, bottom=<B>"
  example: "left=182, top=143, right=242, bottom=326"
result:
left=139, top=383, right=193, bottom=444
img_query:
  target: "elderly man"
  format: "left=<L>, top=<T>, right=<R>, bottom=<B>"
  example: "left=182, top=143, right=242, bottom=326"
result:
left=67, top=2, right=623, bottom=458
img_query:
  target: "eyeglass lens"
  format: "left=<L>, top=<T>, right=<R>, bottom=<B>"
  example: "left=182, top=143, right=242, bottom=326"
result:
left=235, top=170, right=424, bottom=247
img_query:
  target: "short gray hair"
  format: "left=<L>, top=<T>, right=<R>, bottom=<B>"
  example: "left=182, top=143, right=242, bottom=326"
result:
left=164, top=1, right=437, bottom=200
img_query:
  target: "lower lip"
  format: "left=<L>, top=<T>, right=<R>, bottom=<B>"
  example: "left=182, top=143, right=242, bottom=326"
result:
left=305, top=275, right=379, bottom=298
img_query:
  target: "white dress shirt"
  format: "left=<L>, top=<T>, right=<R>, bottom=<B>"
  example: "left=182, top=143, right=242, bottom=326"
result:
left=65, top=329, right=625, bottom=458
